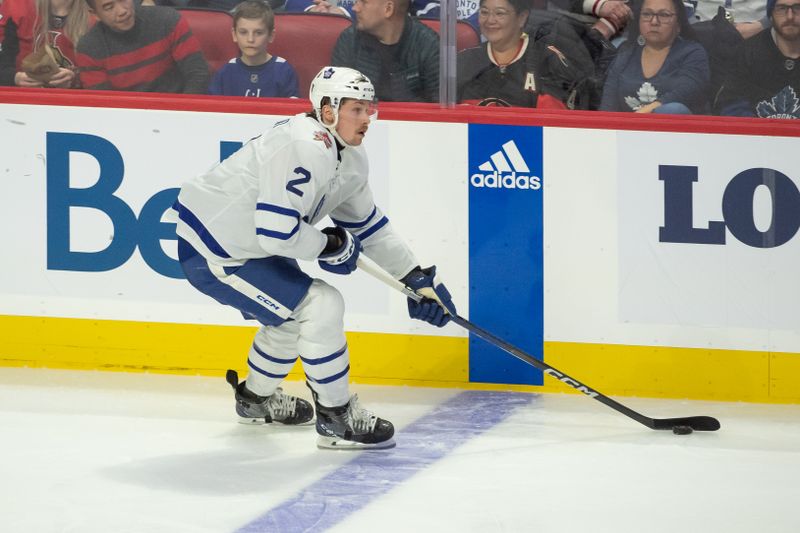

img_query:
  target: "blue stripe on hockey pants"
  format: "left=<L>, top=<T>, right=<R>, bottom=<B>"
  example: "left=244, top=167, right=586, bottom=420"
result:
left=178, top=238, right=351, bottom=407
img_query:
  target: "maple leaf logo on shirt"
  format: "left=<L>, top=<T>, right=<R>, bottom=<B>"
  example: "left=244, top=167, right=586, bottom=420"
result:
left=756, top=85, right=800, bottom=119
left=625, top=82, right=659, bottom=111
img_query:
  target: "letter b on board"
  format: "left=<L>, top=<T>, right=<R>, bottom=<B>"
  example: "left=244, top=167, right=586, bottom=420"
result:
left=46, top=132, right=181, bottom=278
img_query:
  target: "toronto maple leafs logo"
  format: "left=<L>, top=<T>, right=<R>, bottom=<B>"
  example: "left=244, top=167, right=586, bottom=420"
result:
left=314, top=130, right=332, bottom=148
left=756, top=86, right=800, bottom=119
left=323, top=67, right=335, bottom=79
left=624, top=82, right=658, bottom=111
left=457, top=0, right=480, bottom=19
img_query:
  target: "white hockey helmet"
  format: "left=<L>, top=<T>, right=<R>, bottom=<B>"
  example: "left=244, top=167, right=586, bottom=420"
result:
left=310, top=66, right=377, bottom=144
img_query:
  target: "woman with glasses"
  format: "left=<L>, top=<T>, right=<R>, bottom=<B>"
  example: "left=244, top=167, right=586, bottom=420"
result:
left=599, top=0, right=710, bottom=113
left=457, top=0, right=595, bottom=108
left=0, top=0, right=91, bottom=87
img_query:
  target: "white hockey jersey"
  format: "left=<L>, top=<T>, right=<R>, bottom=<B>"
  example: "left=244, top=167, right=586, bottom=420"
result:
left=175, top=113, right=418, bottom=279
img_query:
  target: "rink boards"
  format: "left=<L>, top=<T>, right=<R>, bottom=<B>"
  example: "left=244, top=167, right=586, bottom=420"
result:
left=1, top=93, right=799, bottom=403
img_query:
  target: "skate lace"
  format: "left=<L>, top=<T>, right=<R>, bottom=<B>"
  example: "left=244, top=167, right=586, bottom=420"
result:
left=345, top=394, right=378, bottom=433
left=267, top=388, right=297, bottom=419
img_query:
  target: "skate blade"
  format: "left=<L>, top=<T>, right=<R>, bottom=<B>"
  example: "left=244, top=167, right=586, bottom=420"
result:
left=316, top=435, right=396, bottom=450
left=277, top=418, right=316, bottom=427
left=237, top=416, right=316, bottom=426
left=237, top=416, right=268, bottom=425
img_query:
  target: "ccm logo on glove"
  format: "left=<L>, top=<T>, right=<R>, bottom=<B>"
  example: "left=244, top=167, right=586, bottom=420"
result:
left=318, top=226, right=362, bottom=275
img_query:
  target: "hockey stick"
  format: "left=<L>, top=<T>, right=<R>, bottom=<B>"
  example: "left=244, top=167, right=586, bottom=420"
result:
left=356, top=257, right=721, bottom=433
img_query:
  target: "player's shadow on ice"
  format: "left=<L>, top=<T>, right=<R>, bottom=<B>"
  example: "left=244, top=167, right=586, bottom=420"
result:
left=100, top=425, right=341, bottom=495
left=101, top=390, right=537, bottom=495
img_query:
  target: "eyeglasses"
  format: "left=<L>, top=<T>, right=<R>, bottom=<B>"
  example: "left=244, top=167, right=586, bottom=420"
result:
left=640, top=10, right=676, bottom=22
left=478, top=8, right=513, bottom=20
left=773, top=4, right=800, bottom=16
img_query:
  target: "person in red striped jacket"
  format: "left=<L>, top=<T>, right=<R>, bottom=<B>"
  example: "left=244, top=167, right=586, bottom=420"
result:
left=75, top=0, right=209, bottom=93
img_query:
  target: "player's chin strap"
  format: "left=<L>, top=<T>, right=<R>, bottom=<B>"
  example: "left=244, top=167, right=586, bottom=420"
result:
left=317, top=110, right=353, bottom=149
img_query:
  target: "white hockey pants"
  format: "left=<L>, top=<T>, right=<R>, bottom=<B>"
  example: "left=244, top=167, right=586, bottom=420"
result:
left=245, top=279, right=351, bottom=407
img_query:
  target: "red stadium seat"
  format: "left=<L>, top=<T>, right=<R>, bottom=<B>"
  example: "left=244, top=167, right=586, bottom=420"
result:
left=271, top=13, right=353, bottom=98
left=417, top=18, right=481, bottom=52
left=177, top=8, right=239, bottom=76
left=179, top=9, right=479, bottom=98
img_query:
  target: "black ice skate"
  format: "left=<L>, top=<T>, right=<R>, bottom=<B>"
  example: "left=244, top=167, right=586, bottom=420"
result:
left=226, top=370, right=314, bottom=425
left=315, top=393, right=395, bottom=450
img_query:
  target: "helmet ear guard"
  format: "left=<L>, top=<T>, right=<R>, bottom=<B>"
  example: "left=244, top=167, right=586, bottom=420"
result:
left=309, top=66, right=378, bottom=146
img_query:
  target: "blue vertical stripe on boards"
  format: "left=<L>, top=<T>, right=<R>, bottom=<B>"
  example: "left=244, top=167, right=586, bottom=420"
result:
left=467, top=124, right=544, bottom=385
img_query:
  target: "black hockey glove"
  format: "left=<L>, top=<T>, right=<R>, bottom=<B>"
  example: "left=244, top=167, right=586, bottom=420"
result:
left=318, top=226, right=362, bottom=275
left=401, top=266, right=456, bottom=328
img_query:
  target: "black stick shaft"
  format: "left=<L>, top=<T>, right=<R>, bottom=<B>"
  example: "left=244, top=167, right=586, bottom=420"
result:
left=355, top=257, right=720, bottom=432
left=450, top=315, right=656, bottom=429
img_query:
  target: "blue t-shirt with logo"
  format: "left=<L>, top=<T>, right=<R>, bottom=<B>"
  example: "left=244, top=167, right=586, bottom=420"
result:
left=209, top=56, right=300, bottom=98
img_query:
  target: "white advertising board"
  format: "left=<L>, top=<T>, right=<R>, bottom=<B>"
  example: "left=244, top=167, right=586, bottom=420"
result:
left=3, top=101, right=799, bottom=354
left=0, top=103, right=469, bottom=336
left=545, top=127, right=800, bottom=353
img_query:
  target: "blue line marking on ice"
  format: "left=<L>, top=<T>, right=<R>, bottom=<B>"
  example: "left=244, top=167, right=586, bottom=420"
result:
left=236, top=390, right=534, bottom=533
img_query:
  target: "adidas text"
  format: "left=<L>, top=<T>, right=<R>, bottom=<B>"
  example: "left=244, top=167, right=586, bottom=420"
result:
left=470, top=172, right=541, bottom=190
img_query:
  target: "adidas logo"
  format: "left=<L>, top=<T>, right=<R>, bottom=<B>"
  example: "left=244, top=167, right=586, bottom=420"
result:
left=470, top=140, right=541, bottom=190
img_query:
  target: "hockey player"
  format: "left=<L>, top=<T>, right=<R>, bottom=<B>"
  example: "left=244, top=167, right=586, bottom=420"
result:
left=174, top=66, right=455, bottom=449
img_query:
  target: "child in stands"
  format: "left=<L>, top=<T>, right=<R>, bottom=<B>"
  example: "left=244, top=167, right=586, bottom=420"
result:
left=209, top=0, right=300, bottom=98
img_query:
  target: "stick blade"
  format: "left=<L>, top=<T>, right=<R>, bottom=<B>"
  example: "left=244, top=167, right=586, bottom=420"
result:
left=652, top=416, right=721, bottom=432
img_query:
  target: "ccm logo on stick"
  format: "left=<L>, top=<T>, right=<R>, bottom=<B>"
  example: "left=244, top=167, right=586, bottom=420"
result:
left=543, top=369, right=599, bottom=398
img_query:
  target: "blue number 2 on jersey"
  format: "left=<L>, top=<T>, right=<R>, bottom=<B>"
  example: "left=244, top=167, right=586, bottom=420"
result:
left=287, top=167, right=311, bottom=196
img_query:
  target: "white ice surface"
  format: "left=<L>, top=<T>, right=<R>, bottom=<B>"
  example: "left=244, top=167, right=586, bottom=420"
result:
left=1, top=368, right=798, bottom=533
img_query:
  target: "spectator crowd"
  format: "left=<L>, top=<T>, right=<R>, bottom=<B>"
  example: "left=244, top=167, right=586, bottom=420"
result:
left=1, top=0, right=798, bottom=119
